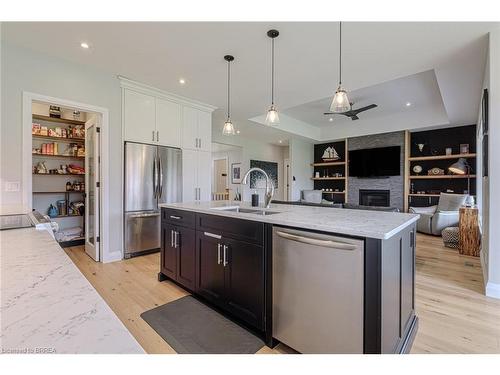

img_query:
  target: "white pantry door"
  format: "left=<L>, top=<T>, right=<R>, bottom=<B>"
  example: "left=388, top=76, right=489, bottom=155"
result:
left=85, top=117, right=101, bottom=261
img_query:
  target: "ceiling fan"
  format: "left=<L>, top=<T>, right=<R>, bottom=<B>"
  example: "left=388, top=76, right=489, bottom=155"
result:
left=324, top=103, right=378, bottom=121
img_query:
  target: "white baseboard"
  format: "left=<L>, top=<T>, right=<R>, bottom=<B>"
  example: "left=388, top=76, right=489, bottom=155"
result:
left=485, top=282, right=500, bottom=299
left=480, top=251, right=488, bottom=288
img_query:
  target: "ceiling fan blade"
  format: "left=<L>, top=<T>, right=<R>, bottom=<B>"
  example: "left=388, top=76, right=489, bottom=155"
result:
left=323, top=112, right=335, bottom=115
left=351, top=104, right=378, bottom=114
left=351, top=115, right=359, bottom=121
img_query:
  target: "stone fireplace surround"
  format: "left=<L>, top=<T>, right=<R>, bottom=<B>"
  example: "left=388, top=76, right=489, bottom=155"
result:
left=347, top=131, right=405, bottom=211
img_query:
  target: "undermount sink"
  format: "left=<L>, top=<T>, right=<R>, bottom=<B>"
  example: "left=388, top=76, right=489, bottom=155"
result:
left=211, top=206, right=280, bottom=216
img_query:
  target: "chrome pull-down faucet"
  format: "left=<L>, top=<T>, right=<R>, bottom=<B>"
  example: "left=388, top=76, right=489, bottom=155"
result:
left=241, top=167, right=275, bottom=209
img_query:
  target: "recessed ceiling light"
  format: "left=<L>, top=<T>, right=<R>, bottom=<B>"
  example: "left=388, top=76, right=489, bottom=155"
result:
left=406, top=102, right=412, bottom=107
left=278, top=140, right=283, bottom=144
left=329, top=117, right=334, bottom=122
left=236, top=130, right=241, bottom=134
left=179, top=78, right=186, bottom=85
left=80, top=42, right=90, bottom=49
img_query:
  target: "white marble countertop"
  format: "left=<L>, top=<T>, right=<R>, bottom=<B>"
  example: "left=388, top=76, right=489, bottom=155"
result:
left=159, top=201, right=419, bottom=240
left=0, top=228, right=144, bottom=354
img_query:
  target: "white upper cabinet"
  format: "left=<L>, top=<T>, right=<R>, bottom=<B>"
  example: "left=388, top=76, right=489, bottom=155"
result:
left=121, top=78, right=215, bottom=149
left=182, top=106, right=199, bottom=151
left=182, top=106, right=212, bottom=152
left=123, top=89, right=156, bottom=144
left=197, top=110, right=212, bottom=152
left=156, top=98, right=181, bottom=148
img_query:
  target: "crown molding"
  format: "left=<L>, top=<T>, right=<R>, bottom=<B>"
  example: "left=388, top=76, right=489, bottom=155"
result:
left=117, top=75, right=217, bottom=113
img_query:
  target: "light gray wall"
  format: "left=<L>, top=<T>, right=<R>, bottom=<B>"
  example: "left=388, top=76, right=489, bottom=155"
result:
left=0, top=42, right=123, bottom=258
left=347, top=131, right=405, bottom=211
left=484, top=28, right=500, bottom=294
left=289, top=138, right=314, bottom=201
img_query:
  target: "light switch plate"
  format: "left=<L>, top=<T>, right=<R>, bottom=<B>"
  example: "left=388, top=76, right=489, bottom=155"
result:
left=5, top=181, right=21, bottom=192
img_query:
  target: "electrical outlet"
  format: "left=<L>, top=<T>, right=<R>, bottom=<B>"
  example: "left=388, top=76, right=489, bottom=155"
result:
left=4, top=181, right=21, bottom=192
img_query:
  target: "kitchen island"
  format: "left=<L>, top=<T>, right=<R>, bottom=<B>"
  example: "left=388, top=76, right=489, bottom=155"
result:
left=158, top=201, right=419, bottom=354
left=0, top=227, right=144, bottom=354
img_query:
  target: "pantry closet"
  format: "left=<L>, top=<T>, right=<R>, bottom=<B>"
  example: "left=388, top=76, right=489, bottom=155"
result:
left=31, top=102, right=88, bottom=247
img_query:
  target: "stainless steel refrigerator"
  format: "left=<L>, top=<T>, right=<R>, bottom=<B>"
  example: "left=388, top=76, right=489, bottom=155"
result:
left=124, top=142, right=182, bottom=258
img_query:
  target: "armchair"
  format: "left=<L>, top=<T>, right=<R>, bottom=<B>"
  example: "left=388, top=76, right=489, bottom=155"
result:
left=409, top=193, right=467, bottom=235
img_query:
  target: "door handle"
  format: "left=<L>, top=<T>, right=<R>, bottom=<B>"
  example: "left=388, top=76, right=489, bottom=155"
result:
left=204, top=231, right=222, bottom=239
left=174, top=231, right=179, bottom=248
left=171, top=229, right=174, bottom=247
left=217, top=243, right=222, bottom=265
left=158, top=156, right=163, bottom=198
left=275, top=230, right=357, bottom=250
left=129, top=212, right=161, bottom=219
left=223, top=244, right=228, bottom=267
left=152, top=158, right=157, bottom=198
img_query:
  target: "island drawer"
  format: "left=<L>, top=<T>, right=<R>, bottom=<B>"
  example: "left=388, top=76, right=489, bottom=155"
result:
left=196, top=213, right=264, bottom=245
left=161, top=208, right=196, bottom=228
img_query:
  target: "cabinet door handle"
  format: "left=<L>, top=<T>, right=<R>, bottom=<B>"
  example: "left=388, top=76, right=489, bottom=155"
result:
left=217, top=243, right=222, bottom=265
left=199, top=138, right=202, bottom=149
left=157, top=130, right=159, bottom=142
left=152, top=130, right=155, bottom=142
left=169, top=215, right=181, bottom=220
left=170, top=230, right=174, bottom=248
left=223, top=244, right=228, bottom=267
left=174, top=231, right=179, bottom=248
left=204, top=231, right=222, bottom=240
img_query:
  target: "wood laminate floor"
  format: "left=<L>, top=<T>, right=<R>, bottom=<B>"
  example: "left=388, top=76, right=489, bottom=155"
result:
left=64, top=234, right=500, bottom=354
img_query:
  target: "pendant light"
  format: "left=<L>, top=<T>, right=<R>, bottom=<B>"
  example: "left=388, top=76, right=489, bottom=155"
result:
left=330, top=22, right=351, bottom=113
left=222, top=55, right=236, bottom=136
left=265, top=29, right=280, bottom=126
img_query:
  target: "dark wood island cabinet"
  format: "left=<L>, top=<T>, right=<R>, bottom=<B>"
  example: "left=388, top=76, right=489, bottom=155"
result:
left=158, top=205, right=417, bottom=353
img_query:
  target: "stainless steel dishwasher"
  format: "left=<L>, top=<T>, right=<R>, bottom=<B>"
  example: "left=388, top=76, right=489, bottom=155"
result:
left=272, top=226, right=364, bottom=353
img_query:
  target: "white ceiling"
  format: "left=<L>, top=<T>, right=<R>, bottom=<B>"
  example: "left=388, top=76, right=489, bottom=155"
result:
left=2, top=22, right=497, bottom=142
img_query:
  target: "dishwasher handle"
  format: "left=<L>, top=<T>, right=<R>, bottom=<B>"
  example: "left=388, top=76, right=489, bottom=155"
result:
left=275, top=230, right=357, bottom=250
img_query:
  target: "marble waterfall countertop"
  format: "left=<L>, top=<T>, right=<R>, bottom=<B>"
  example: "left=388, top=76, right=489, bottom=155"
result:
left=159, top=201, right=419, bottom=240
left=0, top=228, right=144, bottom=354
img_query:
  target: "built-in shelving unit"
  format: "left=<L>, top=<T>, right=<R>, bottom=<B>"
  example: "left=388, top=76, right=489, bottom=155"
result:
left=404, top=125, right=477, bottom=211
left=32, top=134, right=85, bottom=143
left=33, top=114, right=86, bottom=126
left=408, top=153, right=476, bottom=162
left=409, top=174, right=476, bottom=180
left=32, top=153, right=85, bottom=160
left=312, top=140, right=348, bottom=204
left=32, top=109, right=87, bottom=247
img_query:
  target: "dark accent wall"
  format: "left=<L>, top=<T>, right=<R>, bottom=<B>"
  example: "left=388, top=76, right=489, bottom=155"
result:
left=348, top=131, right=405, bottom=211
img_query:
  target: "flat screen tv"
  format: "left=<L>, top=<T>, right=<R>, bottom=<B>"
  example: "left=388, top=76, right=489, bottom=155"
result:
left=349, top=146, right=401, bottom=177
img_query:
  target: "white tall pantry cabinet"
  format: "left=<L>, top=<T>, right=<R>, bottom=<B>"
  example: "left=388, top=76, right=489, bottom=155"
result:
left=120, top=77, right=215, bottom=203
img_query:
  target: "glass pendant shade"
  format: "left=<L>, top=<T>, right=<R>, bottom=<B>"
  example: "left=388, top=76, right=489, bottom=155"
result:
left=222, top=118, right=235, bottom=136
left=265, top=105, right=280, bottom=126
left=330, top=86, right=351, bottom=113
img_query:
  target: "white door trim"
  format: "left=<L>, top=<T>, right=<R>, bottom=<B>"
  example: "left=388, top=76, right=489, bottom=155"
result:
left=22, top=91, right=110, bottom=262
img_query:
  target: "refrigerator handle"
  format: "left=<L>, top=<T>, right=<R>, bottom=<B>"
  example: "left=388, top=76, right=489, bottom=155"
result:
left=158, top=155, right=163, bottom=199
left=152, top=155, right=157, bottom=199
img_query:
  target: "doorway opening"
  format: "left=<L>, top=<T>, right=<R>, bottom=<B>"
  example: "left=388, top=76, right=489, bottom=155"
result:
left=23, top=92, right=109, bottom=262
left=211, top=142, right=243, bottom=201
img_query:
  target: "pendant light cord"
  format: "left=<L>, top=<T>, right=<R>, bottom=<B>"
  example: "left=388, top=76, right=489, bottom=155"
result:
left=271, top=37, right=275, bottom=105
left=227, top=60, right=231, bottom=119
left=339, top=21, right=342, bottom=86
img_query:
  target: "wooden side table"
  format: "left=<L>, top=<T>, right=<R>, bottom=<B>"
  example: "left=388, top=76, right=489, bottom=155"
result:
left=459, top=207, right=481, bottom=257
